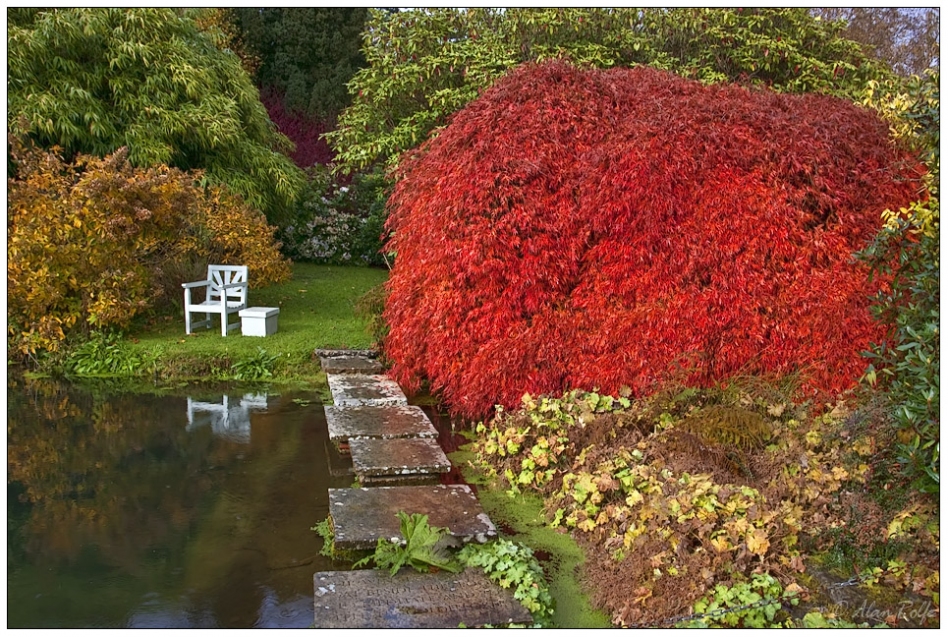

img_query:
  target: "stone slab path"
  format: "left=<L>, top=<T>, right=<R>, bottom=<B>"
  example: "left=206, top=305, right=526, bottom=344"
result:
left=313, top=350, right=526, bottom=628
left=327, top=373, right=407, bottom=407
left=319, top=355, right=384, bottom=375
left=349, top=438, right=451, bottom=484
left=326, top=404, right=437, bottom=443
left=314, top=568, right=532, bottom=628
left=324, top=440, right=353, bottom=477
left=329, top=485, right=496, bottom=550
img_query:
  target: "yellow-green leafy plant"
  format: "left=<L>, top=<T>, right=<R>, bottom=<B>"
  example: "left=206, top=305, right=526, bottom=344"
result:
left=472, top=390, right=634, bottom=495
left=470, top=384, right=939, bottom=627
left=676, top=573, right=799, bottom=628
left=457, top=539, right=555, bottom=626
left=858, top=71, right=939, bottom=493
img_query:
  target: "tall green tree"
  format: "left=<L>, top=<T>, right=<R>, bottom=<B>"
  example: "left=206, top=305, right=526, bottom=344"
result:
left=7, top=8, right=304, bottom=223
left=233, top=8, right=369, bottom=123
left=328, top=7, right=890, bottom=172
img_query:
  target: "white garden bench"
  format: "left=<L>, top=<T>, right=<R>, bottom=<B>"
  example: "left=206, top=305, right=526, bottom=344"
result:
left=182, top=265, right=248, bottom=336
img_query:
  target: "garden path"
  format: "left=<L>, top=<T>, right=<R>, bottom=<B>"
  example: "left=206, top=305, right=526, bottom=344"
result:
left=312, top=351, right=531, bottom=628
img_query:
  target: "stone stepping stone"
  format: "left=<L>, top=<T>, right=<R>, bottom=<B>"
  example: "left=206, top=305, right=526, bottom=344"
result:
left=349, top=437, right=450, bottom=484
left=327, top=373, right=407, bottom=407
left=326, top=405, right=437, bottom=446
left=319, top=355, right=383, bottom=375
left=313, top=568, right=532, bottom=628
left=329, top=485, right=497, bottom=551
left=324, top=439, right=353, bottom=477
left=315, top=348, right=377, bottom=359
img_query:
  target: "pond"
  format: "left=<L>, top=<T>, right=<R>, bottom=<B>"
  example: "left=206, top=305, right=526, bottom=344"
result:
left=7, top=376, right=459, bottom=628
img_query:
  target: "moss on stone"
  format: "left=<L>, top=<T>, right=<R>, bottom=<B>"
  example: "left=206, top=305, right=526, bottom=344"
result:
left=449, top=448, right=612, bottom=628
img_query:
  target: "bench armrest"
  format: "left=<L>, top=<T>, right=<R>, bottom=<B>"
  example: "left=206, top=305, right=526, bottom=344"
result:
left=218, top=282, right=248, bottom=291
left=182, top=280, right=212, bottom=289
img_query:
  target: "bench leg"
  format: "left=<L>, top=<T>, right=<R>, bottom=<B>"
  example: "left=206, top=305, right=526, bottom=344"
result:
left=226, top=313, right=241, bottom=335
left=184, top=290, right=192, bottom=334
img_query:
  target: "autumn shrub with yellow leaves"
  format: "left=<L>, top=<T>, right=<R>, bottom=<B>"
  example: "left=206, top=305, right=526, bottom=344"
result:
left=7, top=138, right=290, bottom=359
left=469, top=384, right=939, bottom=627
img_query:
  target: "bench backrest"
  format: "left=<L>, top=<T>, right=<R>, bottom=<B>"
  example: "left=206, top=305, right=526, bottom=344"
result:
left=208, top=265, right=248, bottom=304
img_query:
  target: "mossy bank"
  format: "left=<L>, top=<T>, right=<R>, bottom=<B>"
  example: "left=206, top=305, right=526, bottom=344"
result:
left=449, top=446, right=612, bottom=628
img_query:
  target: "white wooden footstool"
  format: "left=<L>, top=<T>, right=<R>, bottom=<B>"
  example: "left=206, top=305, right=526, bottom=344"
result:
left=239, top=307, right=280, bottom=337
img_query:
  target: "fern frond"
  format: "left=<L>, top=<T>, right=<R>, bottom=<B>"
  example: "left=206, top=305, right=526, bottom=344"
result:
left=679, top=406, right=772, bottom=451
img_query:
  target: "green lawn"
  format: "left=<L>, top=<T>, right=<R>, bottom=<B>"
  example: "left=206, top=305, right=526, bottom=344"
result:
left=125, top=263, right=388, bottom=384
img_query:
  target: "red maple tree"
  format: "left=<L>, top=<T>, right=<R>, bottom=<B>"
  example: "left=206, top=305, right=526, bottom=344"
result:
left=260, top=88, right=334, bottom=168
left=383, top=62, right=925, bottom=419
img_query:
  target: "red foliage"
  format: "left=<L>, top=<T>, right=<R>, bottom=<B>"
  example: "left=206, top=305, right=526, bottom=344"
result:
left=383, top=62, right=924, bottom=419
left=260, top=88, right=334, bottom=167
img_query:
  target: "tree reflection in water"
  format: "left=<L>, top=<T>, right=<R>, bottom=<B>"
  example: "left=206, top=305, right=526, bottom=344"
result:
left=7, top=375, right=339, bottom=628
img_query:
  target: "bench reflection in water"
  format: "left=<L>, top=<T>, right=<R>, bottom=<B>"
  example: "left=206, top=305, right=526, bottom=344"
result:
left=186, top=394, right=268, bottom=443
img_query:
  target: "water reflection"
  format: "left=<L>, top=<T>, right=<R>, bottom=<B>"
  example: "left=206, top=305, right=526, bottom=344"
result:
left=7, top=376, right=352, bottom=628
left=186, top=393, right=269, bottom=443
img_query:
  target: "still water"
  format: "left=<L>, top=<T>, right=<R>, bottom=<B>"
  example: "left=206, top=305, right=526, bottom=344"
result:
left=7, top=376, right=360, bottom=628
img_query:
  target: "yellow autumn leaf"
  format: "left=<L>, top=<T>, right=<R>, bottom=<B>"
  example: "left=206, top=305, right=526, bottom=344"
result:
left=578, top=518, right=597, bottom=532
left=677, top=511, right=696, bottom=524
left=853, top=436, right=874, bottom=456
left=697, top=507, right=718, bottom=522
left=886, top=505, right=922, bottom=539
left=857, top=463, right=871, bottom=477
left=729, top=517, right=750, bottom=536
left=746, top=528, right=770, bottom=556
left=623, top=526, right=641, bottom=548
left=710, top=534, right=731, bottom=553
left=724, top=499, right=744, bottom=516
left=692, top=476, right=714, bottom=494
left=831, top=466, right=849, bottom=481
left=886, top=521, right=903, bottom=539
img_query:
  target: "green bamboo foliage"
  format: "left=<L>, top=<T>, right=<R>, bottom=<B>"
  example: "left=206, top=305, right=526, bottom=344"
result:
left=8, top=8, right=304, bottom=223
